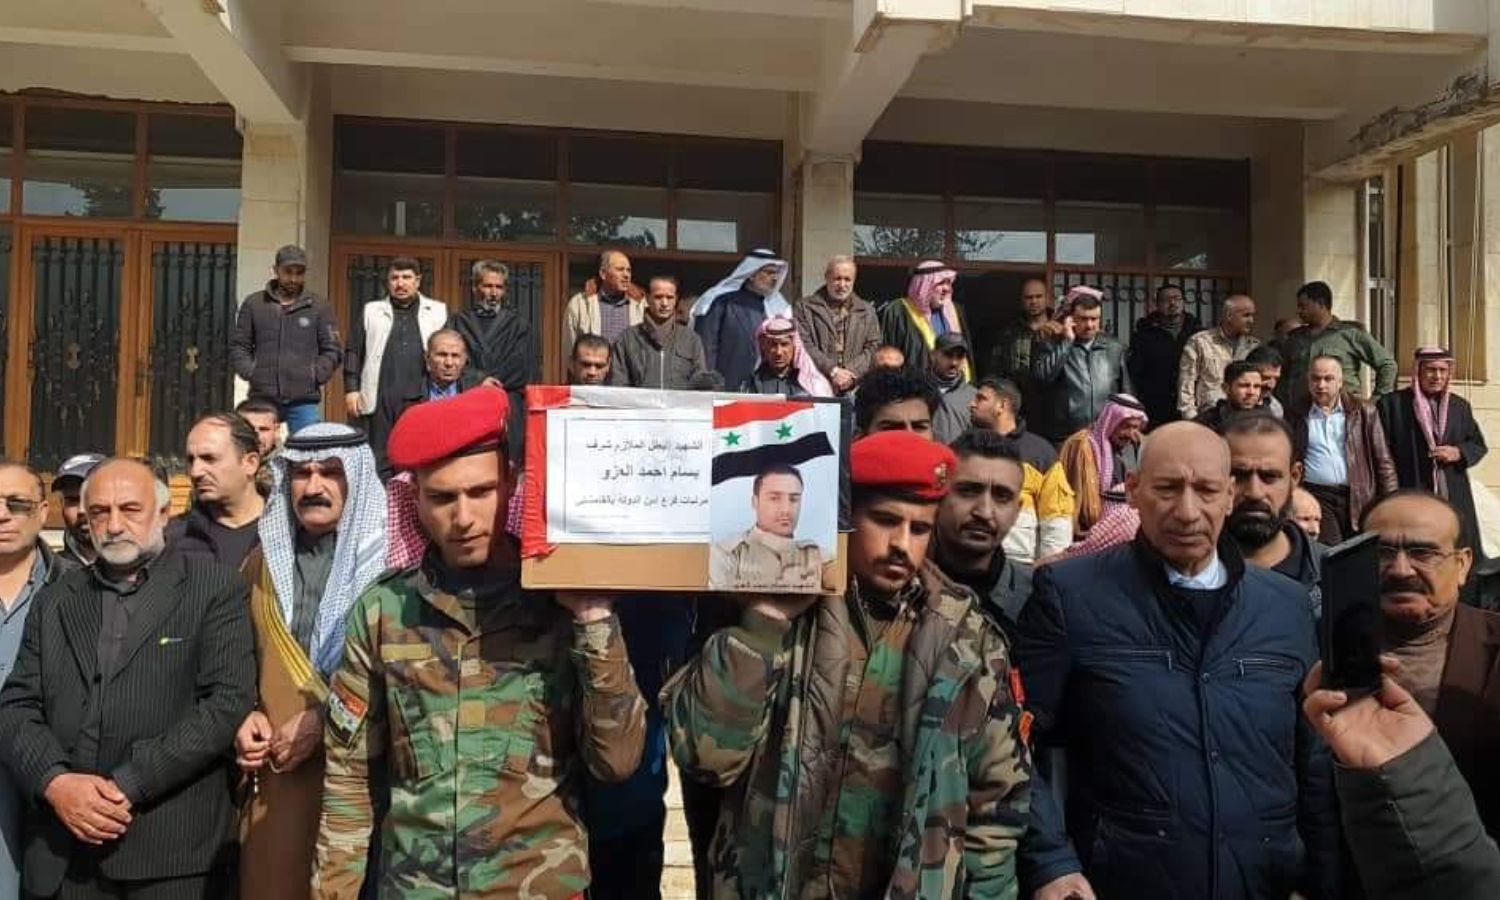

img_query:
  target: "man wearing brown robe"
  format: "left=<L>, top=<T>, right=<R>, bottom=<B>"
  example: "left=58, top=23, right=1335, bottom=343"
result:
left=234, top=425, right=387, bottom=899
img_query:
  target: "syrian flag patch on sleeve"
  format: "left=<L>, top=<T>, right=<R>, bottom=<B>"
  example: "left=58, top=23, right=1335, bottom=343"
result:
left=327, top=678, right=370, bottom=745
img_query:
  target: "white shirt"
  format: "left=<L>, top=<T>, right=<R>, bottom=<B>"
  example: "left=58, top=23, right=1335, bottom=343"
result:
left=1165, top=552, right=1228, bottom=590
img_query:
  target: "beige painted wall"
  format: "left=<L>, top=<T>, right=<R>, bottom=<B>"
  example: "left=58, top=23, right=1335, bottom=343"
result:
left=970, top=0, right=1487, bottom=32
left=1465, top=126, right=1500, bottom=491
left=328, top=66, right=790, bottom=141
left=869, top=98, right=1267, bottom=158
left=0, top=43, right=223, bottom=104
left=1249, top=122, right=1305, bottom=329
left=1303, top=181, right=1360, bottom=319
left=1397, top=150, right=1448, bottom=356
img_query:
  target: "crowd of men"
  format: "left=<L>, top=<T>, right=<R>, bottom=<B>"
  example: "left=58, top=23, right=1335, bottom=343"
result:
left=0, top=241, right=1491, bottom=900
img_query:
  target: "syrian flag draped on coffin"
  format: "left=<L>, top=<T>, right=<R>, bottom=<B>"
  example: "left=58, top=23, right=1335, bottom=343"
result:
left=712, top=400, right=836, bottom=484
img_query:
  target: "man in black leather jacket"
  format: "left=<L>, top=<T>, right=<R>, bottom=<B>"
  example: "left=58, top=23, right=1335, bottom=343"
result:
left=1031, top=289, right=1129, bottom=443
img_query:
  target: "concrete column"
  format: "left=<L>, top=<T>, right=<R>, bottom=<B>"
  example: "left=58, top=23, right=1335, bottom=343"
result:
left=1397, top=150, right=1447, bottom=358
left=1249, top=122, right=1305, bottom=332
left=794, top=154, right=856, bottom=299
left=1467, top=124, right=1500, bottom=490
left=1302, top=181, right=1360, bottom=319
left=1449, top=132, right=1483, bottom=379
left=232, top=72, right=332, bottom=402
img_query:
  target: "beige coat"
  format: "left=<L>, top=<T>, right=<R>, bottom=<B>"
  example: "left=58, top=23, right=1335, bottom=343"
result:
left=561, top=285, right=645, bottom=359
left=709, top=526, right=822, bottom=592
left=1176, top=327, right=1261, bottom=419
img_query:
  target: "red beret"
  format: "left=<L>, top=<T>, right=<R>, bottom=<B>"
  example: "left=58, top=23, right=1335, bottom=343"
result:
left=387, top=385, right=509, bottom=472
left=850, top=430, right=956, bottom=501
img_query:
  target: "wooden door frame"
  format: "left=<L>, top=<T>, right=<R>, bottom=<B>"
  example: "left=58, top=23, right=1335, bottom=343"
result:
left=131, top=226, right=237, bottom=457
left=328, top=239, right=563, bottom=418
left=445, top=244, right=560, bottom=383
left=8, top=221, right=136, bottom=462
left=7, top=222, right=234, bottom=462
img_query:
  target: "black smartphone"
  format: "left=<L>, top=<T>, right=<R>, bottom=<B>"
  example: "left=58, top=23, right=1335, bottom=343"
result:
left=1319, top=531, right=1383, bottom=693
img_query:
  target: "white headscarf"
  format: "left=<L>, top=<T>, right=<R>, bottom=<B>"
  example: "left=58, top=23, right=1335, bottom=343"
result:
left=689, top=249, right=792, bottom=321
left=259, top=424, right=388, bottom=675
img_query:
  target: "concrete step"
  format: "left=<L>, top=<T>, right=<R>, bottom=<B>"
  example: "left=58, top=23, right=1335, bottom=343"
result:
left=661, top=864, right=697, bottom=900
left=661, top=760, right=697, bottom=898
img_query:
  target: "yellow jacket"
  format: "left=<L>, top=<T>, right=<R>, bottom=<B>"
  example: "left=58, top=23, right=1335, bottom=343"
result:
left=1003, top=462, right=1074, bottom=564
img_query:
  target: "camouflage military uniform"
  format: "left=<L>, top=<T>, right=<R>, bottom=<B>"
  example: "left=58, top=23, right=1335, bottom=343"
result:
left=664, top=561, right=1031, bottom=899
left=709, top=527, right=823, bottom=592
left=313, top=563, right=646, bottom=899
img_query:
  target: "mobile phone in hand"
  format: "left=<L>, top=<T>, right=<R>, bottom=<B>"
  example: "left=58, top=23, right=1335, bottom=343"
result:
left=1319, top=531, right=1383, bottom=694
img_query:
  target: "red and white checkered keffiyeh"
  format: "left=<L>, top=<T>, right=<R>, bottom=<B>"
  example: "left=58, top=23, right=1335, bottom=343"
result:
left=1086, top=395, right=1148, bottom=492
left=1041, top=486, right=1139, bottom=566
left=1412, top=346, right=1454, bottom=499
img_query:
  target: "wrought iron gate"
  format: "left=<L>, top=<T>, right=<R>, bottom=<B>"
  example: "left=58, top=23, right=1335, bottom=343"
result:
left=27, top=235, right=123, bottom=470
left=147, top=240, right=238, bottom=468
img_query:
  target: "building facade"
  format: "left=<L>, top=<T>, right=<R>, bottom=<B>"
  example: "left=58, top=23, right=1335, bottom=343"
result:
left=3, top=0, right=1500, bottom=489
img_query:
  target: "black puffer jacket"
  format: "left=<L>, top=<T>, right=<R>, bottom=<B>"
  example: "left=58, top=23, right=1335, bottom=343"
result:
left=229, top=285, right=343, bottom=404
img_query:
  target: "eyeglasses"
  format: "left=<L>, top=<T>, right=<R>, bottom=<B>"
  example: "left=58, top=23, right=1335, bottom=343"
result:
left=0, top=497, right=40, bottom=516
left=1377, top=542, right=1459, bottom=570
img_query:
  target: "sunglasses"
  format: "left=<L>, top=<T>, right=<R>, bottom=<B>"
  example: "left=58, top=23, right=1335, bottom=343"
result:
left=0, top=496, right=40, bottom=516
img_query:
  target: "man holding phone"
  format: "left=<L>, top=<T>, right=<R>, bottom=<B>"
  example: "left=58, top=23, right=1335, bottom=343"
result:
left=1361, top=490, right=1500, bottom=836
left=1014, top=420, right=1341, bottom=900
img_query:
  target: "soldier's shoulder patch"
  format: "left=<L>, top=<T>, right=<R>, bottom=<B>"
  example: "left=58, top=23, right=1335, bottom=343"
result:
left=1007, top=665, right=1033, bottom=747
left=327, top=679, right=369, bottom=745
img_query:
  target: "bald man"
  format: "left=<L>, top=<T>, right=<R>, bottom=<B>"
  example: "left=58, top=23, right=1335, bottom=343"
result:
left=1363, top=490, right=1500, bottom=836
left=1014, top=422, right=1340, bottom=900
left=1177, top=294, right=1260, bottom=420
left=0, top=458, right=254, bottom=898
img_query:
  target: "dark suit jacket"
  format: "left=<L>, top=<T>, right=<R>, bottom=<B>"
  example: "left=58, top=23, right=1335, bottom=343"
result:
left=1437, top=603, right=1500, bottom=838
left=0, top=554, right=255, bottom=892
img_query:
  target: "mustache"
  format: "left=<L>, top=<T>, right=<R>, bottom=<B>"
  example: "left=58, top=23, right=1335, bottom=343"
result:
left=1233, top=499, right=1275, bottom=517
left=1382, top=575, right=1428, bottom=595
left=297, top=496, right=333, bottom=509
left=876, top=551, right=914, bottom=571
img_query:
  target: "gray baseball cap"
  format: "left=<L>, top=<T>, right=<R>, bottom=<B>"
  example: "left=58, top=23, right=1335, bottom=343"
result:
left=54, top=452, right=105, bottom=488
left=274, top=244, right=308, bottom=268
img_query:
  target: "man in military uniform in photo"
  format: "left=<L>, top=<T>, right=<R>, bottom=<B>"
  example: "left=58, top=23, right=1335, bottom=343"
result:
left=710, top=462, right=823, bottom=592
left=312, top=386, right=647, bottom=899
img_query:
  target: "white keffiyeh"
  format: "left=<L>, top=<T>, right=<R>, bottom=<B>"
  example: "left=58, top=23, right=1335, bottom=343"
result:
left=259, top=424, right=388, bottom=675
left=689, top=249, right=791, bottom=321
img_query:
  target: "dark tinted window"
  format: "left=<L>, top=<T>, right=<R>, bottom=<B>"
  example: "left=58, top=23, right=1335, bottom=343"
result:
left=455, top=129, right=558, bottom=180
left=25, top=106, right=135, bottom=154
left=338, top=121, right=444, bottom=174
left=570, top=135, right=668, bottom=186
left=148, top=113, right=241, bottom=159
left=676, top=141, right=779, bottom=192
left=856, top=142, right=947, bottom=195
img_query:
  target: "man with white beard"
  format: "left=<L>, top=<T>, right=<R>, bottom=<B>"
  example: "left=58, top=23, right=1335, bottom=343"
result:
left=794, top=255, right=883, bottom=395
left=0, top=458, right=255, bottom=898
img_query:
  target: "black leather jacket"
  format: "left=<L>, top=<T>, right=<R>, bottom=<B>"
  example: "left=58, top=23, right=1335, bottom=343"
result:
left=1031, top=336, right=1129, bottom=440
